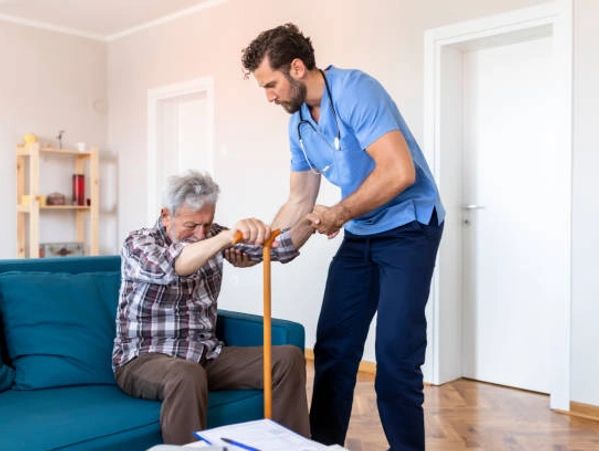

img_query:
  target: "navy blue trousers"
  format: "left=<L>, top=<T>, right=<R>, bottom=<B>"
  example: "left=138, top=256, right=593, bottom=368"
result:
left=310, top=212, right=443, bottom=451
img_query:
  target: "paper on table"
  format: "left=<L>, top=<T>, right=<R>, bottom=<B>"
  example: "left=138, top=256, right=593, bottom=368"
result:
left=192, top=419, right=347, bottom=451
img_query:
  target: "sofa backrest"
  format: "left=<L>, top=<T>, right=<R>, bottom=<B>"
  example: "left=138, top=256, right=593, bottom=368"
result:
left=0, top=256, right=122, bottom=390
left=0, top=256, right=121, bottom=366
left=0, top=255, right=121, bottom=275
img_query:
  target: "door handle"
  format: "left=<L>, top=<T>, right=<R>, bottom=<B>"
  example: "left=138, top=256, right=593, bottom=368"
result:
left=462, top=204, right=486, bottom=210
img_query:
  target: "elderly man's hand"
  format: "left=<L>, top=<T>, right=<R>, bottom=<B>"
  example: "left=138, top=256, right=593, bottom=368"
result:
left=224, top=248, right=259, bottom=267
left=230, top=218, right=277, bottom=246
left=228, top=218, right=279, bottom=248
left=305, top=204, right=348, bottom=238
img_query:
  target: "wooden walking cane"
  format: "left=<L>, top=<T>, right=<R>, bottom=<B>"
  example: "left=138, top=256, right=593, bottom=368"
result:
left=232, top=228, right=281, bottom=418
left=261, top=229, right=280, bottom=418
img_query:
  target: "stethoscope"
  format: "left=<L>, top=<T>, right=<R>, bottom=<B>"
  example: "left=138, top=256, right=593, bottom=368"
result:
left=297, top=69, right=342, bottom=175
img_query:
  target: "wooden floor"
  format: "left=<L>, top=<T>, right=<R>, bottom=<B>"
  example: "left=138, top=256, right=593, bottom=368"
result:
left=305, top=363, right=599, bottom=450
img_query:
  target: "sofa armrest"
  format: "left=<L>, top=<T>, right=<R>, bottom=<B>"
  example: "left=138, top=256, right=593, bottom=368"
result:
left=216, top=309, right=305, bottom=351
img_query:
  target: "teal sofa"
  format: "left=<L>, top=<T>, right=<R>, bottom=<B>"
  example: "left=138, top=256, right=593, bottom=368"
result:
left=0, top=256, right=304, bottom=451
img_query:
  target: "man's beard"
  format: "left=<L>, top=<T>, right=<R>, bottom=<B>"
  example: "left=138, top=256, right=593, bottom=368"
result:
left=168, top=232, right=199, bottom=245
left=280, top=76, right=306, bottom=114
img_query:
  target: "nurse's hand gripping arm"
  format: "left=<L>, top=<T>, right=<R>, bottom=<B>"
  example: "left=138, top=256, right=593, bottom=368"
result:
left=307, top=130, right=416, bottom=236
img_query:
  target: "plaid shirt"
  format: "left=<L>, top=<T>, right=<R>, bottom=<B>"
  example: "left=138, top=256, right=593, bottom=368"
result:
left=112, top=219, right=299, bottom=371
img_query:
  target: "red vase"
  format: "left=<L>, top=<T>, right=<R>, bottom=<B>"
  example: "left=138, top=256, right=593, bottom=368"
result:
left=72, top=174, right=85, bottom=206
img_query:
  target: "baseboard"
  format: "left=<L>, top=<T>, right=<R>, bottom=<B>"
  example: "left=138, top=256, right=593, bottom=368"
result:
left=304, top=348, right=377, bottom=375
left=554, top=402, right=599, bottom=423
left=569, top=401, right=599, bottom=422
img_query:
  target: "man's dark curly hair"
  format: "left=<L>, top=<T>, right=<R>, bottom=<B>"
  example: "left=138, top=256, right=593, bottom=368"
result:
left=241, top=23, right=315, bottom=76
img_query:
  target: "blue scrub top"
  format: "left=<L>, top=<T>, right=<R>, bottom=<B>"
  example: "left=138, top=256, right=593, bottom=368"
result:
left=288, top=65, right=445, bottom=235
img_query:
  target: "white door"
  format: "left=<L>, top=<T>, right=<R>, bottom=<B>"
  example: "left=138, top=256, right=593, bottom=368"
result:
left=148, top=79, right=214, bottom=223
left=461, top=36, right=563, bottom=393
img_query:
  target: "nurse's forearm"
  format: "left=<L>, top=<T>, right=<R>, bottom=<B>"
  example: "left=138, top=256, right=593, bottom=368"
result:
left=272, top=171, right=321, bottom=229
left=271, top=200, right=311, bottom=229
left=333, top=166, right=414, bottom=223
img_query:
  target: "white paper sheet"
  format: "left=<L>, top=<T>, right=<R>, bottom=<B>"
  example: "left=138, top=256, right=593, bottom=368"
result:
left=189, top=419, right=348, bottom=451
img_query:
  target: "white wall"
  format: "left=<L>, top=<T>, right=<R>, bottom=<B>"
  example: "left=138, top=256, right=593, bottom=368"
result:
left=0, top=0, right=594, bottom=408
left=107, top=0, right=549, bottom=362
left=3, top=0, right=597, bottom=407
left=0, top=21, right=116, bottom=258
left=571, top=0, right=599, bottom=406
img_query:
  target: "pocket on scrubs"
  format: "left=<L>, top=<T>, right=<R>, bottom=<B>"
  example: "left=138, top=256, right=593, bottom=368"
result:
left=329, top=135, right=372, bottom=187
left=330, top=148, right=352, bottom=185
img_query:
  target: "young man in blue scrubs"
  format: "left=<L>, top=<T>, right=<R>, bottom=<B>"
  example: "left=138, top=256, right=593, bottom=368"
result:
left=242, top=23, right=444, bottom=451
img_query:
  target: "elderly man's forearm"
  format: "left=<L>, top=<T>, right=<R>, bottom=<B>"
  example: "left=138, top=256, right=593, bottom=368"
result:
left=174, top=233, right=230, bottom=276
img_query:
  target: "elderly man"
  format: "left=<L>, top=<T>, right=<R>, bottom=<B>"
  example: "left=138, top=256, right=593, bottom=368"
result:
left=112, top=171, right=313, bottom=444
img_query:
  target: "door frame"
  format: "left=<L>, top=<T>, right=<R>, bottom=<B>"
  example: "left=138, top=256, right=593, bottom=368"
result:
left=146, top=77, right=215, bottom=224
left=423, top=1, right=573, bottom=410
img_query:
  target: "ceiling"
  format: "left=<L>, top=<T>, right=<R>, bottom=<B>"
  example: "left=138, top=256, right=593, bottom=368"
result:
left=0, top=0, right=220, bottom=40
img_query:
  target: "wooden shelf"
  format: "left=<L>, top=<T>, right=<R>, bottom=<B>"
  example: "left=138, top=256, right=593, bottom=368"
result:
left=42, top=205, right=90, bottom=210
left=17, top=145, right=92, bottom=157
left=18, top=204, right=91, bottom=213
left=16, top=142, right=99, bottom=258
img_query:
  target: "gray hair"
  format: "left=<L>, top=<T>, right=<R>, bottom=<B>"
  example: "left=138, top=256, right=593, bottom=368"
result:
left=161, top=170, right=220, bottom=214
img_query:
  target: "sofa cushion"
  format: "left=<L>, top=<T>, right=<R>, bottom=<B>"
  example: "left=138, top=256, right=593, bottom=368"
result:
left=0, top=362, right=14, bottom=392
left=0, top=271, right=120, bottom=390
left=0, top=385, right=264, bottom=450
left=0, top=385, right=161, bottom=450
left=207, top=389, right=263, bottom=429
